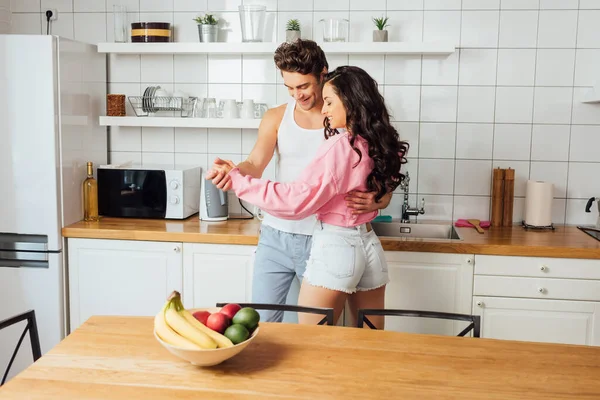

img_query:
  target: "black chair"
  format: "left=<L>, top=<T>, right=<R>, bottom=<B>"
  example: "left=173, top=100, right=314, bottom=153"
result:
left=216, top=303, right=335, bottom=326
left=357, top=309, right=481, bottom=337
left=0, top=310, right=42, bottom=386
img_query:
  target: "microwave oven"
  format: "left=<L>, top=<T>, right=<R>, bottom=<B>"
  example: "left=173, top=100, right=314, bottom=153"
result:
left=98, top=164, right=201, bottom=219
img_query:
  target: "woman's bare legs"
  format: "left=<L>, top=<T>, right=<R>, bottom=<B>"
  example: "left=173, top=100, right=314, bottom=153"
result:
left=297, top=280, right=349, bottom=325
left=347, top=285, right=386, bottom=329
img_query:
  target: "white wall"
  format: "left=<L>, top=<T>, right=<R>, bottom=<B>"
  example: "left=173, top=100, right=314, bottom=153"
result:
left=10, top=0, right=600, bottom=224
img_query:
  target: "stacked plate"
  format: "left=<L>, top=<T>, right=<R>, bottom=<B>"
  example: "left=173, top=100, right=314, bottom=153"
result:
left=142, top=85, right=160, bottom=113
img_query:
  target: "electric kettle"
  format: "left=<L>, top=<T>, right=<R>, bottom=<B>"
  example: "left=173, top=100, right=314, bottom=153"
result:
left=585, top=197, right=600, bottom=229
left=200, top=178, right=228, bottom=221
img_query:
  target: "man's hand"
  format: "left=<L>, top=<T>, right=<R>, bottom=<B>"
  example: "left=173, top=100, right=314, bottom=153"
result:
left=345, top=191, right=392, bottom=215
left=205, top=157, right=237, bottom=191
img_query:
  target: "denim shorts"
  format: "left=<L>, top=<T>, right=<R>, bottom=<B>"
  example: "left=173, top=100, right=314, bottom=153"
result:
left=303, top=222, right=389, bottom=294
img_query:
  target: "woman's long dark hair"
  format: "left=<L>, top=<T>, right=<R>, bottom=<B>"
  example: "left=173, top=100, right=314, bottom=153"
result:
left=323, top=66, right=409, bottom=201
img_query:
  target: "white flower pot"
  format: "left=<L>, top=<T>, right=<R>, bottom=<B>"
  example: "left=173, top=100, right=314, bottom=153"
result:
left=286, top=30, right=301, bottom=42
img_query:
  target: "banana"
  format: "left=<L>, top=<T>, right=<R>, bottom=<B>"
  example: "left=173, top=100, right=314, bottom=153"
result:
left=154, top=304, right=201, bottom=350
left=164, top=292, right=218, bottom=350
left=181, top=309, right=234, bottom=349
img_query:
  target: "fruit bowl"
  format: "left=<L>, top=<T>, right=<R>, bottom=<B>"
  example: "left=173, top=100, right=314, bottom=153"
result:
left=154, top=307, right=259, bottom=367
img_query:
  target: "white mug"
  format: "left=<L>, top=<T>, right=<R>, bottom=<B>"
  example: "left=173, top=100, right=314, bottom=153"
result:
left=218, top=99, right=239, bottom=118
left=241, top=99, right=255, bottom=119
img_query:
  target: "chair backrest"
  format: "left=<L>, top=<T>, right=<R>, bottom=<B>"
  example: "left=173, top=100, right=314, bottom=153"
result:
left=357, top=309, right=481, bottom=338
left=216, top=303, right=335, bottom=326
left=0, top=310, right=42, bottom=386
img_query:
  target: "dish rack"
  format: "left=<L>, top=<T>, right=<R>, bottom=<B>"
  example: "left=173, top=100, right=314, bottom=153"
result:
left=128, top=96, right=197, bottom=117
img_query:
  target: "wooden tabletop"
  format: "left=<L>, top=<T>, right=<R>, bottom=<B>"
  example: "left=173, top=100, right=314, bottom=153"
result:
left=62, top=216, right=600, bottom=259
left=2, top=316, right=600, bottom=399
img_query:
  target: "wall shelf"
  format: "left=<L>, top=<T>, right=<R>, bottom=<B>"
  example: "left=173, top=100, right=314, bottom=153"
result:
left=582, top=84, right=600, bottom=104
left=97, top=41, right=457, bottom=55
left=99, top=116, right=261, bottom=129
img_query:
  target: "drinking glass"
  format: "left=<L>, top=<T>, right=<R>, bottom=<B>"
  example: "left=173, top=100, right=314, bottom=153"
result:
left=238, top=5, right=266, bottom=42
left=113, top=5, right=127, bottom=43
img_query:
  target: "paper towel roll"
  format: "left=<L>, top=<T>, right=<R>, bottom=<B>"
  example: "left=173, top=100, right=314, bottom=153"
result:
left=524, top=180, right=554, bottom=227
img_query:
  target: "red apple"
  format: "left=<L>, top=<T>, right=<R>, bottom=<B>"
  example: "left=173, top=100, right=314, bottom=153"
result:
left=192, top=310, right=211, bottom=326
left=206, top=312, right=231, bottom=334
left=220, top=303, right=242, bottom=320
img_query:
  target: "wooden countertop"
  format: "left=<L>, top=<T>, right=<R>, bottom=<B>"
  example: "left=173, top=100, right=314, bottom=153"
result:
left=2, top=316, right=600, bottom=399
left=62, top=217, right=600, bottom=259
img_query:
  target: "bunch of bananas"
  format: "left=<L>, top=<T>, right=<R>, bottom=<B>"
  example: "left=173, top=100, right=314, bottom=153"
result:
left=154, top=291, right=234, bottom=349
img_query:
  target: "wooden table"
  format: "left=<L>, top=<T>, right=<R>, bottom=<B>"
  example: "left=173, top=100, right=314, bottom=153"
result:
left=2, top=316, right=600, bottom=399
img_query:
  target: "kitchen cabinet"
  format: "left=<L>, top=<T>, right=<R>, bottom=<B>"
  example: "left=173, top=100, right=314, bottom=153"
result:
left=347, top=252, right=474, bottom=335
left=67, top=238, right=183, bottom=332
left=182, top=243, right=256, bottom=309
left=472, top=255, right=600, bottom=346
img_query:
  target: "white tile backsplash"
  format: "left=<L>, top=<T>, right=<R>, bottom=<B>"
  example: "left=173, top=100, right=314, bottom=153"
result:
left=535, top=49, right=575, bottom=87
left=497, top=49, right=536, bottom=86
left=421, top=52, right=459, bottom=85
left=531, top=124, right=570, bottom=162
left=423, top=10, right=461, bottom=43
left=419, top=123, right=456, bottom=159
left=457, top=86, right=496, bottom=123
left=11, top=0, right=597, bottom=225
left=456, top=123, right=494, bottom=159
left=458, top=49, right=498, bottom=86
left=495, top=87, right=534, bottom=123
left=533, top=87, right=573, bottom=124
left=498, top=10, right=538, bottom=48
left=493, top=124, right=532, bottom=161
left=460, top=11, right=500, bottom=48
left=420, top=86, right=458, bottom=122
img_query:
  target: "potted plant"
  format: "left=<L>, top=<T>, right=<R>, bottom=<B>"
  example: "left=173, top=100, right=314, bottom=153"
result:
left=194, top=14, right=219, bottom=43
left=372, top=16, right=389, bottom=42
left=285, top=19, right=301, bottom=42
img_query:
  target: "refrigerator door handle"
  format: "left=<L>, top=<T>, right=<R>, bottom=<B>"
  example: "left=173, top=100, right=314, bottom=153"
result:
left=0, top=233, right=48, bottom=252
left=0, top=250, right=49, bottom=269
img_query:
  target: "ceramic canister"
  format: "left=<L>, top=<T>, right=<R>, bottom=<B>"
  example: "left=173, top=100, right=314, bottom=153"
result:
left=131, top=22, right=171, bottom=42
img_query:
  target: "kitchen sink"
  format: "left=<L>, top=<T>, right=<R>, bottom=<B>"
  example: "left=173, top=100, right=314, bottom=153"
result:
left=371, top=221, right=462, bottom=240
left=577, top=226, right=600, bottom=242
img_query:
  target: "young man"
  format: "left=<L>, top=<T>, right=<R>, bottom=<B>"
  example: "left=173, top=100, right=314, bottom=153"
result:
left=207, top=40, right=391, bottom=322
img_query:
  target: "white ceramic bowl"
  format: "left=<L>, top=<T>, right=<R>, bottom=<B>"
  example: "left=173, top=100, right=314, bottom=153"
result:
left=154, top=307, right=259, bottom=367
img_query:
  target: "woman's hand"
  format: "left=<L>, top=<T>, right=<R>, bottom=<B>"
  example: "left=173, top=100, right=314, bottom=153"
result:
left=205, top=157, right=237, bottom=188
left=345, top=191, right=392, bottom=215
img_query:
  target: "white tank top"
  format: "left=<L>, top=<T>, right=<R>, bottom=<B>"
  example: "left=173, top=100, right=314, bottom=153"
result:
left=262, top=98, right=325, bottom=235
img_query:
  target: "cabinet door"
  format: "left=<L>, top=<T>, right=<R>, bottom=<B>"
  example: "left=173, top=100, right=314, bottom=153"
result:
left=68, top=238, right=183, bottom=332
left=376, top=252, right=474, bottom=335
left=472, top=296, right=600, bottom=346
left=182, top=244, right=256, bottom=309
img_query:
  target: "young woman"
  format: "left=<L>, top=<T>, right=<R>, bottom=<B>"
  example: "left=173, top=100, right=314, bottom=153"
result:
left=210, top=66, right=409, bottom=328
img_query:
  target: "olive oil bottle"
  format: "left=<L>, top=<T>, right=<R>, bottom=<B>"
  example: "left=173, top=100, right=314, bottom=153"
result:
left=83, top=161, right=99, bottom=222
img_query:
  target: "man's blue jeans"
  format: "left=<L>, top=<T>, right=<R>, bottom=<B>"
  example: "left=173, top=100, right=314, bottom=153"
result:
left=251, top=224, right=312, bottom=322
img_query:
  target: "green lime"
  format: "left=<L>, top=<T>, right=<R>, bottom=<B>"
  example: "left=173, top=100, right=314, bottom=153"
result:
left=224, top=324, right=249, bottom=345
left=232, top=307, right=260, bottom=331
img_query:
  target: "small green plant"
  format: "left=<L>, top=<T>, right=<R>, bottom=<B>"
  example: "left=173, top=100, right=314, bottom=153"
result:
left=193, top=14, right=219, bottom=25
left=372, top=16, right=390, bottom=30
left=286, top=19, right=300, bottom=31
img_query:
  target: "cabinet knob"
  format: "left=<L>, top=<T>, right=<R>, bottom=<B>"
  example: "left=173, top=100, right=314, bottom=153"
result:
left=537, top=287, right=545, bottom=294
left=173, top=246, right=181, bottom=253
left=540, top=265, right=547, bottom=272
left=476, top=301, right=483, bottom=307
left=466, top=257, right=473, bottom=265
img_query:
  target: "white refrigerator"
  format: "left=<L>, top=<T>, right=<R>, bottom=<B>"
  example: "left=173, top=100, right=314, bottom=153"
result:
left=0, top=35, right=107, bottom=382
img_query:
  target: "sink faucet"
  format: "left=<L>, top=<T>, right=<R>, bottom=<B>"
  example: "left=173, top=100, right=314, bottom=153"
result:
left=400, top=171, right=425, bottom=223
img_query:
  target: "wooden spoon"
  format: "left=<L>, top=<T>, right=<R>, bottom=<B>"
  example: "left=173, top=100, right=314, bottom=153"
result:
left=467, top=219, right=485, bottom=234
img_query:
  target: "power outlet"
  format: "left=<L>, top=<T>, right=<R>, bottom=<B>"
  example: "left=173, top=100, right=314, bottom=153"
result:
left=45, top=9, right=58, bottom=21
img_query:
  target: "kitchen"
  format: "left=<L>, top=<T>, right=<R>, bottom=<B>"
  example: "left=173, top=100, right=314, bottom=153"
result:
left=2, top=0, right=600, bottom=398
